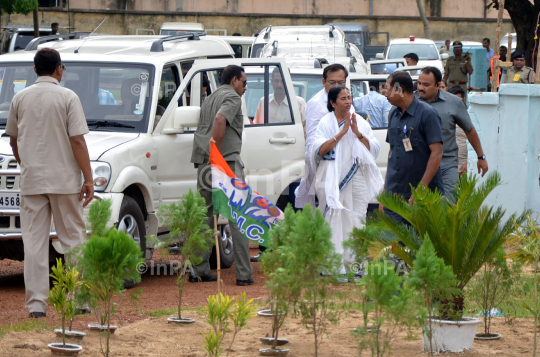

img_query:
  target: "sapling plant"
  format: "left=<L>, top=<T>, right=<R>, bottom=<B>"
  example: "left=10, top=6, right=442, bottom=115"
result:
left=49, top=258, right=81, bottom=347
left=507, top=214, right=540, bottom=357
left=353, top=261, right=417, bottom=357
left=77, top=200, right=144, bottom=357
left=407, top=236, right=458, bottom=356
left=469, top=246, right=515, bottom=337
left=260, top=206, right=301, bottom=351
left=291, top=204, right=343, bottom=357
left=149, top=189, right=214, bottom=323
left=202, top=292, right=255, bottom=356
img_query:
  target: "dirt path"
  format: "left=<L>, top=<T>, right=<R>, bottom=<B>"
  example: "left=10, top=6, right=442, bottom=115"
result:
left=1, top=310, right=537, bottom=356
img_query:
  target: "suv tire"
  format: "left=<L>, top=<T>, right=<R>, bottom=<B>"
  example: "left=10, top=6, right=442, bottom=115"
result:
left=209, top=224, right=234, bottom=269
left=118, top=196, right=146, bottom=289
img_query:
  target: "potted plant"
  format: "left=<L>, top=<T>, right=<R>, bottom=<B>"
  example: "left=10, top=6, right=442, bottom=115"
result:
left=150, top=189, right=214, bottom=324
left=47, top=258, right=84, bottom=356
left=407, top=237, right=459, bottom=355
left=353, top=261, right=417, bottom=357
left=350, top=172, right=526, bottom=353
left=507, top=214, right=540, bottom=357
left=291, top=204, right=343, bottom=357
left=77, top=200, right=145, bottom=357
left=259, top=206, right=302, bottom=352
left=470, top=246, right=518, bottom=340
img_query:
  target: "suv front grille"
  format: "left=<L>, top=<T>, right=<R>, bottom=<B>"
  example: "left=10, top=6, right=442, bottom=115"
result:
left=6, top=159, right=17, bottom=189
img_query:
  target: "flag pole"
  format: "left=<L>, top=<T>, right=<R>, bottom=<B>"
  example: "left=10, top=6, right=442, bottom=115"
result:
left=214, top=214, right=221, bottom=295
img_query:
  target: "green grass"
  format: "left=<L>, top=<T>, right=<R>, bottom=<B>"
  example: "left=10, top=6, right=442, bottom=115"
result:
left=0, top=320, right=54, bottom=339
left=144, top=308, right=177, bottom=318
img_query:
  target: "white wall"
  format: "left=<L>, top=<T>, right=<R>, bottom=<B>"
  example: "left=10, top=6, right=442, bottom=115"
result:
left=468, top=85, right=540, bottom=219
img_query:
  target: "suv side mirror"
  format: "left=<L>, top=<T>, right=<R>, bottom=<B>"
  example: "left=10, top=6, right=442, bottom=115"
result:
left=375, top=53, right=384, bottom=59
left=163, top=106, right=200, bottom=134
left=442, top=53, right=449, bottom=60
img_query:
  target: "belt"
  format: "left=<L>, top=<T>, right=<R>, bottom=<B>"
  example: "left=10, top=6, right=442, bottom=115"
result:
left=449, top=81, right=467, bottom=85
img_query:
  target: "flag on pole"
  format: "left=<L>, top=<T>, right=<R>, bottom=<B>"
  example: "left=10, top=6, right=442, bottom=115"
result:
left=210, top=140, right=283, bottom=247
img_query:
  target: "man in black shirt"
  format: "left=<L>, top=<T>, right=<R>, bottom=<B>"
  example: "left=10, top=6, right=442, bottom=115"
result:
left=381, top=71, right=444, bottom=224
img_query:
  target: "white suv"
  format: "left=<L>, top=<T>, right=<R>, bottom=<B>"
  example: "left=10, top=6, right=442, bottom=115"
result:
left=376, top=37, right=447, bottom=73
left=0, top=34, right=306, bottom=269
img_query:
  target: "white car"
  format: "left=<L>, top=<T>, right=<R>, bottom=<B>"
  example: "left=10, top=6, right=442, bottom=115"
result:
left=376, top=37, right=447, bottom=73
left=251, top=25, right=346, bottom=58
left=0, top=34, right=306, bottom=270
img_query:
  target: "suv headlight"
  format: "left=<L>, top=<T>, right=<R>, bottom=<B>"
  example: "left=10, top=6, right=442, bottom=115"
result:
left=90, top=162, right=111, bottom=192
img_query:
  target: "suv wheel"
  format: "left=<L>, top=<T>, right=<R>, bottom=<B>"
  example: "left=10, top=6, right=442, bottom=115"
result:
left=209, top=224, right=234, bottom=269
left=117, top=196, right=146, bottom=289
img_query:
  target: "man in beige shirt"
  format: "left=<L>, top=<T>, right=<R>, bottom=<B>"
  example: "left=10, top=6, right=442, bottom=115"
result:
left=253, top=68, right=307, bottom=137
left=6, top=48, right=94, bottom=318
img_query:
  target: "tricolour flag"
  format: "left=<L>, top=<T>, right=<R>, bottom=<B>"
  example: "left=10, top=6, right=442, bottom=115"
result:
left=210, top=140, right=284, bottom=247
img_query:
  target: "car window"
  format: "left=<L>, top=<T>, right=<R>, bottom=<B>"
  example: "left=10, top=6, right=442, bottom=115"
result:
left=370, top=62, right=405, bottom=74
left=0, top=62, right=154, bottom=133
left=345, top=32, right=362, bottom=46
left=157, top=65, right=179, bottom=110
left=244, top=66, right=294, bottom=125
left=350, top=80, right=368, bottom=99
left=231, top=45, right=243, bottom=58
left=290, top=73, right=323, bottom=103
left=251, top=43, right=265, bottom=58
left=13, top=31, right=49, bottom=51
left=387, top=44, right=439, bottom=60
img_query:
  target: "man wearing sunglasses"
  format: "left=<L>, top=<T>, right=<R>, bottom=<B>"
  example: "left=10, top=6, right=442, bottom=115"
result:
left=191, top=65, right=255, bottom=286
left=6, top=48, right=94, bottom=318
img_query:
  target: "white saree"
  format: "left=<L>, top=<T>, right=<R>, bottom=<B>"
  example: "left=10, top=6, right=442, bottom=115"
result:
left=312, top=112, right=384, bottom=272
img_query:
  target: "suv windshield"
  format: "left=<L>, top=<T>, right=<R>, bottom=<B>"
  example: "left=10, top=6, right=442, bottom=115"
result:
left=345, top=32, right=362, bottom=46
left=289, top=73, right=324, bottom=103
left=13, top=31, right=50, bottom=51
left=0, top=62, right=154, bottom=133
left=388, top=44, right=439, bottom=60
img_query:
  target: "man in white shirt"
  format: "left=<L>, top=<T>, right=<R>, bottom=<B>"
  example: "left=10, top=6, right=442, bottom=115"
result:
left=295, top=63, right=354, bottom=209
left=353, top=85, right=392, bottom=129
left=253, top=68, right=307, bottom=135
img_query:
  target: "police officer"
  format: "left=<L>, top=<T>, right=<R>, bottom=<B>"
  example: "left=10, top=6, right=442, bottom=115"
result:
left=505, top=51, right=535, bottom=84
left=443, top=41, right=473, bottom=94
left=439, top=40, right=451, bottom=68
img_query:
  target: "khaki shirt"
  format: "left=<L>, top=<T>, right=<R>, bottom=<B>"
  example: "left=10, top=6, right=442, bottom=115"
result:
left=191, top=85, right=243, bottom=164
left=5, top=76, right=89, bottom=195
left=444, top=56, right=470, bottom=85
left=505, top=66, right=535, bottom=84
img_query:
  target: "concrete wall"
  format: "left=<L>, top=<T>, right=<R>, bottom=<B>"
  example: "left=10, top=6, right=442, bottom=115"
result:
left=64, top=0, right=512, bottom=19
left=468, top=85, right=540, bottom=219
left=4, top=9, right=514, bottom=43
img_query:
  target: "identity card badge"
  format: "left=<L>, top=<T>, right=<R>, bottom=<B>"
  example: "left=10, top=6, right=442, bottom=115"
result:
left=403, top=124, right=413, bottom=152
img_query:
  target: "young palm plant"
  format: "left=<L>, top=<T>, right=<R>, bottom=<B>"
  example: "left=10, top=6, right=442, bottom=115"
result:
left=506, top=215, right=540, bottom=357
left=350, top=172, right=525, bottom=319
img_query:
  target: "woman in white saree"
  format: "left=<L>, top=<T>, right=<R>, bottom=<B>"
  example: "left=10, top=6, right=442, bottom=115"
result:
left=312, top=86, right=384, bottom=280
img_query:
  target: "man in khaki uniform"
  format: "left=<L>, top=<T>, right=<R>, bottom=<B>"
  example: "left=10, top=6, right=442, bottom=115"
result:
left=505, top=51, right=535, bottom=84
left=443, top=41, right=473, bottom=94
left=190, top=65, right=254, bottom=286
left=6, top=48, right=94, bottom=318
left=439, top=40, right=451, bottom=67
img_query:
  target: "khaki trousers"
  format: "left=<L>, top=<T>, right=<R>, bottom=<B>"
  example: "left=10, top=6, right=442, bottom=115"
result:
left=191, top=161, right=253, bottom=280
left=21, top=193, right=85, bottom=313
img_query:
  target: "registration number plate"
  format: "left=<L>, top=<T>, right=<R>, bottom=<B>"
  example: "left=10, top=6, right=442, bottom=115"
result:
left=0, top=193, right=20, bottom=208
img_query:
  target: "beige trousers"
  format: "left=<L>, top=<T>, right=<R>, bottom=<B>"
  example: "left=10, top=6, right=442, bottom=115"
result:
left=20, top=194, right=85, bottom=313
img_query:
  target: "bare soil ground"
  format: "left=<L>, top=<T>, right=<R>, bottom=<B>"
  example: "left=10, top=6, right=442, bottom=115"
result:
left=0, top=249, right=538, bottom=356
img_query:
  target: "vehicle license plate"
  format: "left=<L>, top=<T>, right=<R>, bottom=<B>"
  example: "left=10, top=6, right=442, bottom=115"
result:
left=0, top=193, right=20, bottom=208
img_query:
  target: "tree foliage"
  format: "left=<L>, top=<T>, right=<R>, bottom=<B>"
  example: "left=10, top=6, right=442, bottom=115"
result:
left=490, top=0, right=540, bottom=67
left=0, top=0, right=38, bottom=15
left=349, top=172, right=526, bottom=317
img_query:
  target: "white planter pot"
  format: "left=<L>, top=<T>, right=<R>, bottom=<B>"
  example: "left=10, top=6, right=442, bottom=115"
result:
left=422, top=317, right=481, bottom=353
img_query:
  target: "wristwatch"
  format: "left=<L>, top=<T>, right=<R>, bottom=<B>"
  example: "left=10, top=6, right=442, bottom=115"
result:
left=478, top=155, right=486, bottom=160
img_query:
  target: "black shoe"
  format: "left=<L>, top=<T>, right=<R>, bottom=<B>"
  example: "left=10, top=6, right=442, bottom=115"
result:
left=75, top=307, right=92, bottom=315
left=250, top=254, right=261, bottom=262
left=189, top=274, right=218, bottom=283
left=29, top=312, right=46, bottom=318
left=236, top=278, right=254, bottom=286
